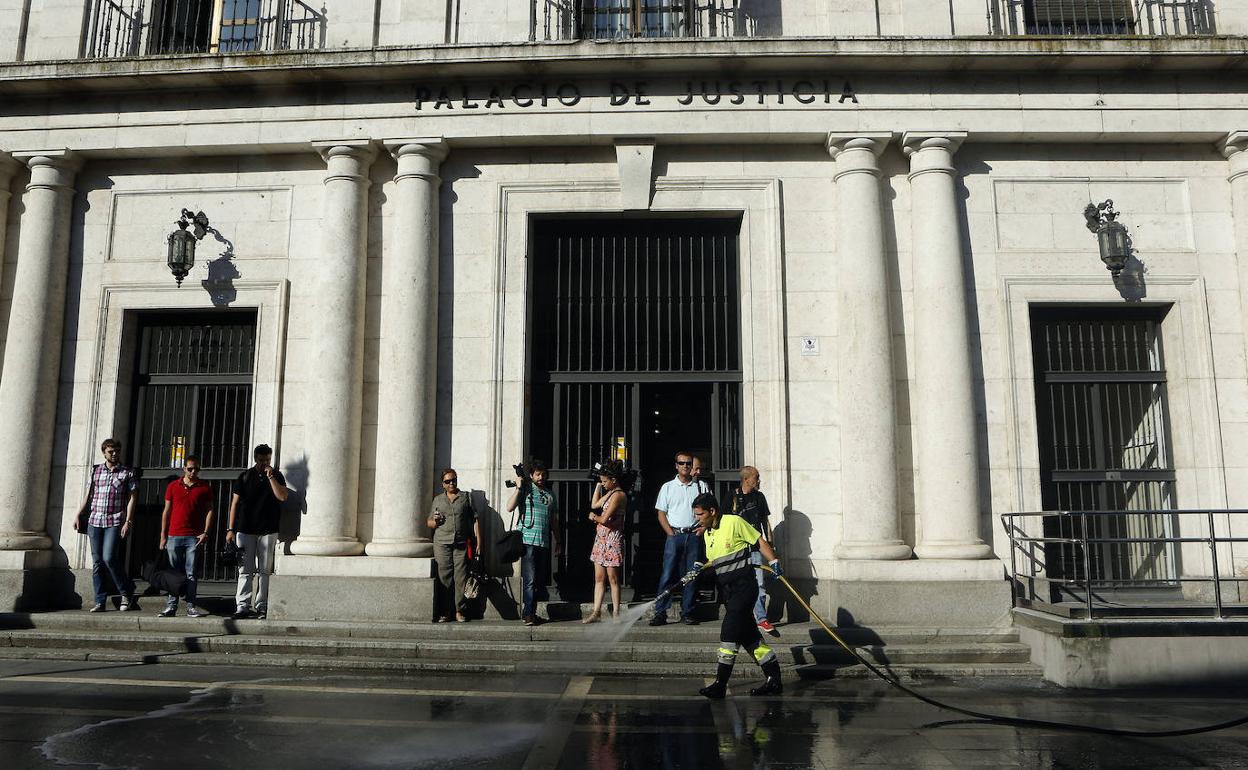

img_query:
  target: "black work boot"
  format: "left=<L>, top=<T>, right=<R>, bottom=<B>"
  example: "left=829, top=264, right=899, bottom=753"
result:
left=749, top=677, right=783, bottom=696
left=699, top=680, right=728, bottom=699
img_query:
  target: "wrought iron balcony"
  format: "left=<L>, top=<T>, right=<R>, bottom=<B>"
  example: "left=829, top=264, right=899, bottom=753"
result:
left=987, top=0, right=1214, bottom=36
left=532, top=0, right=754, bottom=41
left=85, top=0, right=327, bottom=59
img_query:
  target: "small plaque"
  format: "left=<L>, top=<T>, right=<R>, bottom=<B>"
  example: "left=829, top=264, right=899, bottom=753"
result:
left=800, top=337, right=820, bottom=356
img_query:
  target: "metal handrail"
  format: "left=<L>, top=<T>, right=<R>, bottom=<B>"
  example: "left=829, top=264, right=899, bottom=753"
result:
left=1001, top=509, right=1248, bottom=620
left=986, top=0, right=1215, bottom=36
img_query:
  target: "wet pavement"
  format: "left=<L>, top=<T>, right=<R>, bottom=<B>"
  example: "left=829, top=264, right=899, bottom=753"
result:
left=0, top=658, right=1246, bottom=768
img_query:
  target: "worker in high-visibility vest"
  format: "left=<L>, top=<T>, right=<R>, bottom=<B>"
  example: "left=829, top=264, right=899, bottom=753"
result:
left=692, top=492, right=784, bottom=698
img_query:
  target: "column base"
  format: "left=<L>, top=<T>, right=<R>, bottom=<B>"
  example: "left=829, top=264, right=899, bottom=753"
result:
left=0, top=549, right=80, bottom=611
left=834, top=541, right=913, bottom=560
left=0, top=531, right=53, bottom=551
left=287, top=537, right=365, bottom=557
left=364, top=539, right=434, bottom=558
left=914, top=540, right=995, bottom=560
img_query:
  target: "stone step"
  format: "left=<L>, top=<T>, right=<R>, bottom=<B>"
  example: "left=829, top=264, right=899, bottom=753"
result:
left=0, top=628, right=1033, bottom=665
left=0, top=645, right=1043, bottom=681
left=0, top=612, right=1021, bottom=646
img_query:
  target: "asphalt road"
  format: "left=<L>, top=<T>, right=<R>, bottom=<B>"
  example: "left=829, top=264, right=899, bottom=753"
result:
left=0, top=658, right=1246, bottom=768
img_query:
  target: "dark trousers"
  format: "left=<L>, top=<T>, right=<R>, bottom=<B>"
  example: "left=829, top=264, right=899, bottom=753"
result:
left=654, top=531, right=702, bottom=619
left=520, top=544, right=549, bottom=618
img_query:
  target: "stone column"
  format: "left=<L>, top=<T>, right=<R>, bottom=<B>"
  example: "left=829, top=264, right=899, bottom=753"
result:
left=901, top=132, right=993, bottom=560
left=290, top=141, right=376, bottom=557
left=826, top=135, right=912, bottom=561
left=367, top=139, right=448, bottom=557
left=1222, top=132, right=1248, bottom=381
left=0, top=151, right=80, bottom=551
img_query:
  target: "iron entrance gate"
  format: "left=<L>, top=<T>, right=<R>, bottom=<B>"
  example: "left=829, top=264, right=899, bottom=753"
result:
left=528, top=217, right=744, bottom=599
left=1030, top=306, right=1177, bottom=585
left=124, top=312, right=257, bottom=582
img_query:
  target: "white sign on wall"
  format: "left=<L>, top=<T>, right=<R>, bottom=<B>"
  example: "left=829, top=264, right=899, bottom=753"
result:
left=800, top=337, right=820, bottom=356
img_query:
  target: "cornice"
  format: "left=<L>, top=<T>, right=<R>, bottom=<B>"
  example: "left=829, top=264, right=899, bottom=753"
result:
left=1, top=36, right=1246, bottom=96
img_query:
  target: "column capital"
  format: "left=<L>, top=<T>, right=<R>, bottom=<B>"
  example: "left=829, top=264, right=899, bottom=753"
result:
left=384, top=137, right=449, bottom=161
left=1220, top=130, right=1248, bottom=158
left=385, top=138, right=449, bottom=185
left=313, top=140, right=376, bottom=185
left=11, top=150, right=81, bottom=191
left=825, top=133, right=892, bottom=160
left=312, top=139, right=378, bottom=163
left=1221, top=132, right=1248, bottom=184
left=900, top=131, right=967, bottom=158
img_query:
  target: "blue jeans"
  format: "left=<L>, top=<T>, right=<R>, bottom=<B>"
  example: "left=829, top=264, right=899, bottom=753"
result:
left=750, top=550, right=767, bottom=622
left=654, top=532, right=702, bottom=619
left=521, top=544, right=548, bottom=618
left=165, top=535, right=199, bottom=608
left=88, top=524, right=135, bottom=604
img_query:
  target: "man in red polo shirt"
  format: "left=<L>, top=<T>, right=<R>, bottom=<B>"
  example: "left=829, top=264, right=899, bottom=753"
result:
left=158, top=455, right=215, bottom=617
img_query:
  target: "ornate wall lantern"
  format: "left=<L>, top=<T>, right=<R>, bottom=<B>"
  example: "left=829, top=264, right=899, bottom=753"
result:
left=166, top=209, right=210, bottom=287
left=1083, top=199, right=1130, bottom=277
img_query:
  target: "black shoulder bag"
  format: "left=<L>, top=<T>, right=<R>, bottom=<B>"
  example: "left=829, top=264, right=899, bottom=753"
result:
left=495, top=491, right=534, bottom=564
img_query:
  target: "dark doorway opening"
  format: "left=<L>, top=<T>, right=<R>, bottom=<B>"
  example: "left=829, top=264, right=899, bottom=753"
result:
left=1030, top=305, right=1177, bottom=593
left=527, top=217, right=744, bottom=602
left=123, top=310, right=257, bottom=584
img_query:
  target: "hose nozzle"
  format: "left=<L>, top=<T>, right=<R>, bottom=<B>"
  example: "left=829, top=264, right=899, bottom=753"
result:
left=679, top=562, right=705, bottom=586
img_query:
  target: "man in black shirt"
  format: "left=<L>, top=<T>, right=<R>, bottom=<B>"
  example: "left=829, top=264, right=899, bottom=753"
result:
left=225, top=444, right=289, bottom=619
left=730, top=465, right=776, bottom=634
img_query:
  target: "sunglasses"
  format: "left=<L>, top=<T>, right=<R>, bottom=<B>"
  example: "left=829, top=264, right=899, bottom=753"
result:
left=185, top=467, right=200, bottom=473
left=442, top=478, right=457, bottom=485
left=675, top=460, right=693, bottom=466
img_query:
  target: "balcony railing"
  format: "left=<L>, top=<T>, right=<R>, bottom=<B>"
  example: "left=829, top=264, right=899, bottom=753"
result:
left=85, top=0, right=327, bottom=59
left=987, top=0, right=1214, bottom=35
left=532, top=0, right=754, bottom=41
left=1003, top=510, right=1248, bottom=620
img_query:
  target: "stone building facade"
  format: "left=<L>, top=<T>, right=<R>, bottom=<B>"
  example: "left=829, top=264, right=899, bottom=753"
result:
left=1, top=0, right=1246, bottom=629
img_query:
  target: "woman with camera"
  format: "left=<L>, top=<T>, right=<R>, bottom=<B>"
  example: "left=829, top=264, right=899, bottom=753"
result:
left=585, top=460, right=626, bottom=623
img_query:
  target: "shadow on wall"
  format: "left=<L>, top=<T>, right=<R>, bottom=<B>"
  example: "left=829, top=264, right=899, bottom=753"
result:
left=200, top=227, right=240, bottom=307
left=770, top=507, right=815, bottom=623
left=469, top=488, right=520, bottom=620
left=280, top=454, right=309, bottom=555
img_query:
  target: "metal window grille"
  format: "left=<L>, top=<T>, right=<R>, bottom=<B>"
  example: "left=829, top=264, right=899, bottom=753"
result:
left=1030, top=307, right=1177, bottom=588
left=125, top=312, right=257, bottom=582
left=84, top=0, right=327, bottom=59
left=534, top=0, right=753, bottom=40
left=527, top=218, right=744, bottom=597
left=986, top=0, right=1214, bottom=35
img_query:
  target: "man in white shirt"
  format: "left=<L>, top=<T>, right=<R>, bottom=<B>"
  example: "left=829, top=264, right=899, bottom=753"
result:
left=650, top=451, right=711, bottom=626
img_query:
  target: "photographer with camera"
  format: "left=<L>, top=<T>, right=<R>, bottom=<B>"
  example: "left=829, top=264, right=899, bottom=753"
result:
left=650, top=450, right=709, bottom=626
left=428, top=469, right=479, bottom=623
left=585, top=459, right=627, bottom=623
left=505, top=459, right=561, bottom=626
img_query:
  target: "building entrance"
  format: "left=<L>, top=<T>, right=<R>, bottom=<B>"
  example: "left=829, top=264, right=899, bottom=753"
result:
left=123, top=311, right=257, bottom=583
left=1030, top=306, right=1177, bottom=591
left=527, top=217, right=743, bottom=601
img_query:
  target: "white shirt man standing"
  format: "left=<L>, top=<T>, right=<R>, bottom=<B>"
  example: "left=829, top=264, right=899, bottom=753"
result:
left=650, top=450, right=711, bottom=626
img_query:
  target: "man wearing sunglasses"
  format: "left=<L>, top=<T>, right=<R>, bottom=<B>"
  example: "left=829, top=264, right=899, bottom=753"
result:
left=650, top=451, right=710, bottom=626
left=158, top=455, right=214, bottom=617
left=427, top=469, right=480, bottom=622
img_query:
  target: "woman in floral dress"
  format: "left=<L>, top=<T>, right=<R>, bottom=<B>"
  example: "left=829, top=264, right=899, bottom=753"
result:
left=585, top=460, right=626, bottom=622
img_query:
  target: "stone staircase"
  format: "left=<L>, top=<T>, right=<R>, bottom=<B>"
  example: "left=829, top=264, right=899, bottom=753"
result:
left=0, top=609, right=1041, bottom=682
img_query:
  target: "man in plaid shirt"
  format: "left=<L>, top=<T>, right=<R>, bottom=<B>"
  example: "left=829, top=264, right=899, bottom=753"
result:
left=74, top=438, right=139, bottom=611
